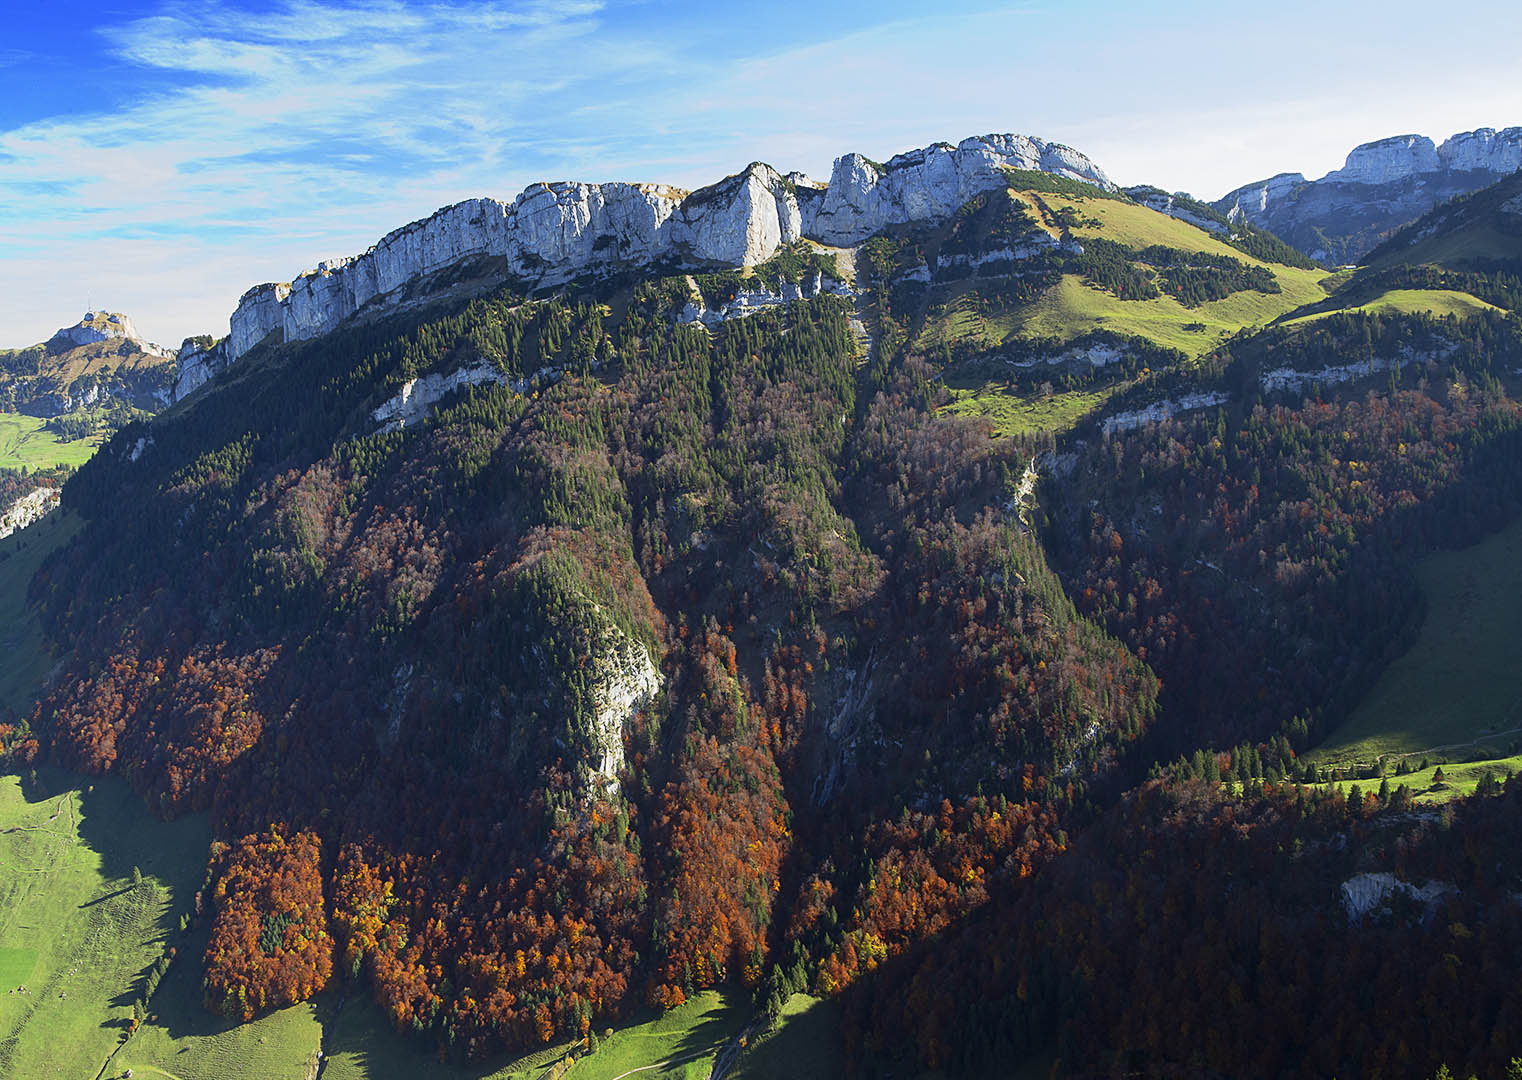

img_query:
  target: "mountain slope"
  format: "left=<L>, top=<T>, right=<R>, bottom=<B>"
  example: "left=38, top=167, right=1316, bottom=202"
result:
left=13, top=261, right=1154, bottom=1060
left=8, top=131, right=1522, bottom=1079
left=1265, top=170, right=1522, bottom=327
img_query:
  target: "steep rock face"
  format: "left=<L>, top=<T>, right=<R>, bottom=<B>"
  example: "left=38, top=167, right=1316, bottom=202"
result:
left=1216, top=172, right=1306, bottom=220
left=370, top=361, right=509, bottom=431
left=1441, top=126, right=1522, bottom=172
left=229, top=283, right=291, bottom=358
left=1341, top=872, right=1454, bottom=922
left=582, top=621, right=661, bottom=795
left=1324, top=134, right=1442, bottom=185
left=47, top=311, right=173, bottom=357
left=809, top=134, right=1112, bottom=245
left=0, top=486, right=60, bottom=540
left=172, top=337, right=233, bottom=402
left=1214, top=126, right=1522, bottom=263
left=214, top=132, right=1110, bottom=368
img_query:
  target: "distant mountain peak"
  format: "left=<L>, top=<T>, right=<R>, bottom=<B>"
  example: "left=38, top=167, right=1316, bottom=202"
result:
left=1214, top=124, right=1522, bottom=264
left=46, top=310, right=173, bottom=358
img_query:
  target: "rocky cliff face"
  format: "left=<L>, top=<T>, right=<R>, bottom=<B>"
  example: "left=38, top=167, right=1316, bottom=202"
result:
left=809, top=134, right=1111, bottom=245
left=207, top=132, right=1110, bottom=375
left=0, top=486, right=60, bottom=540
left=47, top=311, right=174, bottom=357
left=1214, top=126, right=1522, bottom=263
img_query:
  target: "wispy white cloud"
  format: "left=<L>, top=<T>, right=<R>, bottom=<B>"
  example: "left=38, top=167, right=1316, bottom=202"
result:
left=0, top=0, right=675, bottom=344
left=2, top=0, right=1519, bottom=347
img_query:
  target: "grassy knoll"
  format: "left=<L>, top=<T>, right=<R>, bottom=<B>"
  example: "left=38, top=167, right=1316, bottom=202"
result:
left=1309, top=514, right=1522, bottom=771
left=1282, top=287, right=1503, bottom=327
left=564, top=989, right=747, bottom=1080
left=0, top=412, right=102, bottom=470
left=1012, top=272, right=1323, bottom=359
left=941, top=379, right=1121, bottom=437
left=0, top=509, right=80, bottom=715
left=318, top=993, right=573, bottom=1080
left=1321, top=754, right=1522, bottom=806
left=0, top=767, right=210, bottom=1080
left=732, top=993, right=844, bottom=1080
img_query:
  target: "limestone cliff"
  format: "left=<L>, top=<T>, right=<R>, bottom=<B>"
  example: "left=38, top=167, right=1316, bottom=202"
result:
left=207, top=132, right=1110, bottom=375
left=1214, top=126, right=1522, bottom=263
left=0, top=486, right=60, bottom=540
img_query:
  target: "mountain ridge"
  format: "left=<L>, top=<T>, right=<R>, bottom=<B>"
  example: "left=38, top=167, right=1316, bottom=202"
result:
left=211, top=133, right=1110, bottom=367
left=1214, top=125, right=1522, bottom=263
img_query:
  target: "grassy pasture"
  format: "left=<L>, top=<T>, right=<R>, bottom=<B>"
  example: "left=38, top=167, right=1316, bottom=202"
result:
left=1004, top=189, right=1329, bottom=357
left=0, top=509, right=80, bottom=715
left=564, top=989, right=747, bottom=1080
left=1309, top=514, right=1522, bottom=771
left=1281, top=287, right=1503, bottom=327
left=0, top=767, right=210, bottom=1080
left=1012, top=273, right=1323, bottom=359
left=1321, top=754, right=1522, bottom=806
left=941, top=379, right=1121, bottom=437
left=0, top=412, right=102, bottom=470
left=732, top=993, right=844, bottom=1080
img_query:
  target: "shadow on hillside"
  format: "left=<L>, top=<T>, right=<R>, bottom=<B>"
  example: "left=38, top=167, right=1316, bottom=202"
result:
left=8, top=766, right=214, bottom=1038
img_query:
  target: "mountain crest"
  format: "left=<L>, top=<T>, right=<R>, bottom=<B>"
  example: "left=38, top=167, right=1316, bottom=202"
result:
left=217, top=132, right=1111, bottom=367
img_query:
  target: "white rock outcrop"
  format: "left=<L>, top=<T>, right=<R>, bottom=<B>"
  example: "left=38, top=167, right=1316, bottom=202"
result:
left=1218, top=127, right=1522, bottom=222
left=1439, top=126, right=1522, bottom=173
left=1102, top=391, right=1230, bottom=433
left=213, top=132, right=1111, bottom=368
left=677, top=270, right=854, bottom=326
left=1287, top=128, right=1522, bottom=190
left=810, top=134, right=1112, bottom=245
left=172, top=338, right=230, bottom=401
left=1217, top=172, right=1307, bottom=223
left=370, top=361, right=507, bottom=431
left=583, top=620, right=661, bottom=794
left=0, top=487, right=60, bottom=540
left=47, top=311, right=174, bottom=358
left=1011, top=341, right=1127, bottom=370
left=1325, top=134, right=1443, bottom=186
left=1341, top=872, right=1454, bottom=922
left=1127, top=190, right=1227, bottom=233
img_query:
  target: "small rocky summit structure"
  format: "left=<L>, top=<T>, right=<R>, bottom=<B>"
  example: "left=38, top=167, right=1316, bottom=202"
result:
left=1, top=311, right=176, bottom=416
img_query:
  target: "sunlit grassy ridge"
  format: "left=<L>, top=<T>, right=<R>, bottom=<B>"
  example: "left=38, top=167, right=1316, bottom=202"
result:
left=1281, top=287, right=1504, bottom=327
left=1321, top=755, right=1522, bottom=806
left=909, top=187, right=1331, bottom=365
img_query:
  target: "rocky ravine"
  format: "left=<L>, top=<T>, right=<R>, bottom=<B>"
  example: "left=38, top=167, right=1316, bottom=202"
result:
left=167, top=133, right=1109, bottom=400
left=1213, top=126, right=1522, bottom=264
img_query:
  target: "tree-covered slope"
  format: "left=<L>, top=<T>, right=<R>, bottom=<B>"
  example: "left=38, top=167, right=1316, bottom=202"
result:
left=6, top=271, right=1154, bottom=1063
left=5, top=168, right=1522, bottom=1080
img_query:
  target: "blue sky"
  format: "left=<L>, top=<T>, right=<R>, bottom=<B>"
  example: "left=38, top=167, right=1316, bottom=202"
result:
left=2, top=0, right=1520, bottom=347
